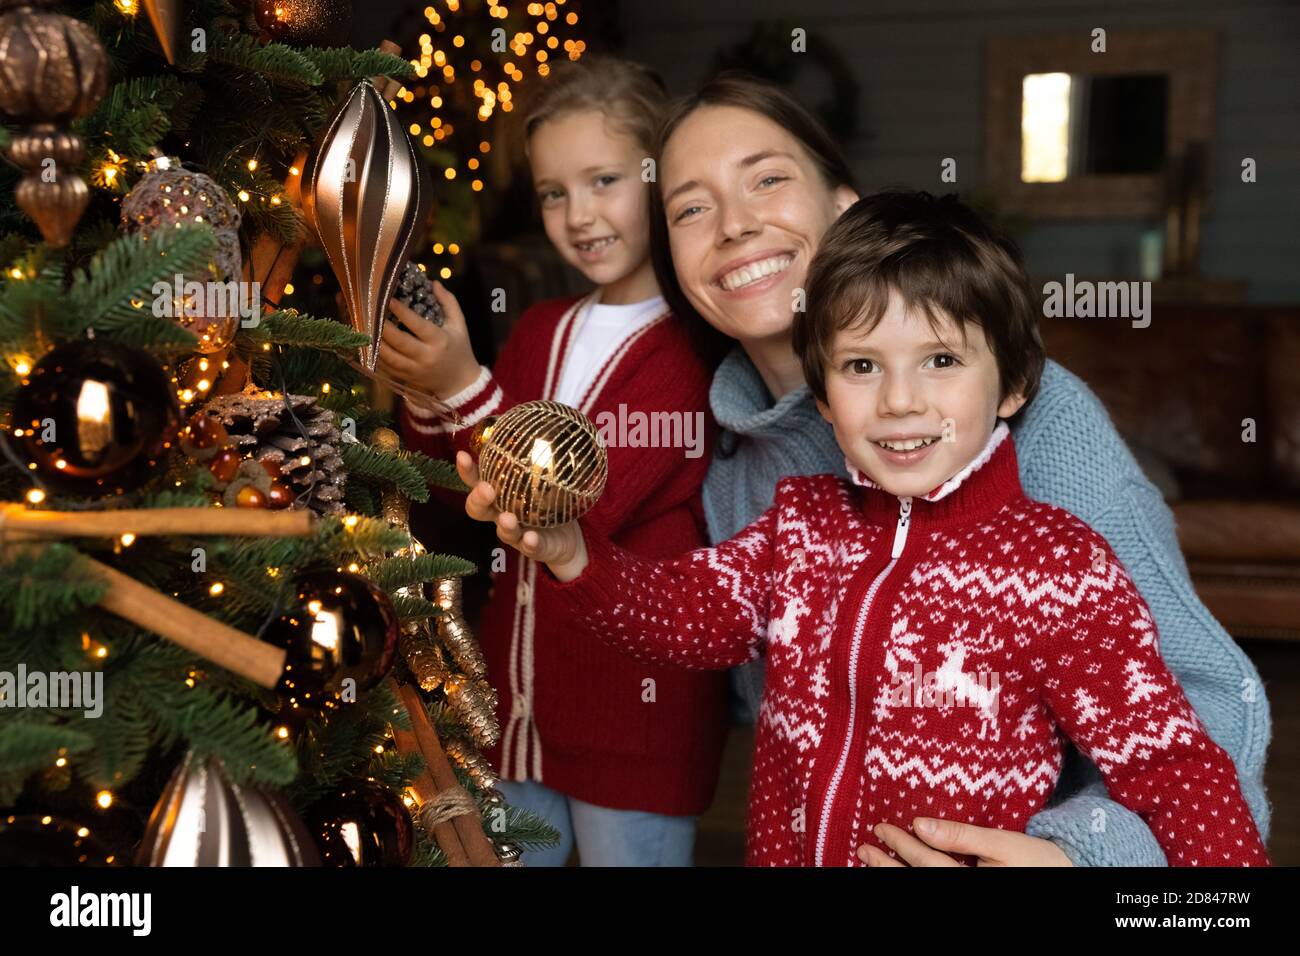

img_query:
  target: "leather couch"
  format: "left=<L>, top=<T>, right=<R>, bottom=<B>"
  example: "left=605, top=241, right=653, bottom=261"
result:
left=1040, top=305, right=1300, bottom=640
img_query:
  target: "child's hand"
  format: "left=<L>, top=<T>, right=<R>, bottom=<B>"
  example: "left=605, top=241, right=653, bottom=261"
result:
left=456, top=451, right=589, bottom=582
left=375, top=281, right=481, bottom=411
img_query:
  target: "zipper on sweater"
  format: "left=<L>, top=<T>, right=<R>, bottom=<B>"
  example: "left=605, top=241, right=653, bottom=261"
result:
left=813, top=495, right=912, bottom=867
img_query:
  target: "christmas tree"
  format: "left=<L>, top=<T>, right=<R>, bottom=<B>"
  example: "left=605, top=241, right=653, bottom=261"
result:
left=0, top=0, right=558, bottom=866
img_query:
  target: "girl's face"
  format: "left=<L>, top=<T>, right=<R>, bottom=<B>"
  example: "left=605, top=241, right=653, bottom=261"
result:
left=816, top=288, right=1026, bottom=498
left=530, top=109, right=656, bottom=301
left=660, top=105, right=857, bottom=344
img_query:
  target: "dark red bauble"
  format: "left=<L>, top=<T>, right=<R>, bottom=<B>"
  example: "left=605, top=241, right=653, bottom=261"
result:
left=179, top=411, right=228, bottom=460
left=265, top=569, right=398, bottom=712
left=253, top=0, right=352, bottom=48
left=0, top=815, right=117, bottom=866
left=308, top=781, right=413, bottom=867
left=265, top=480, right=294, bottom=509
left=208, top=447, right=243, bottom=483
left=8, top=341, right=180, bottom=497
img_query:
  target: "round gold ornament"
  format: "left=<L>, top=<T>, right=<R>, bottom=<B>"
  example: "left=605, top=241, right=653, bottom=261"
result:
left=471, top=401, right=608, bottom=528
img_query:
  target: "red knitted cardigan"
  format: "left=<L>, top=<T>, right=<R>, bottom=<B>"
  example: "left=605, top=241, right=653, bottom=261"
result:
left=546, top=425, right=1269, bottom=866
left=401, top=293, right=730, bottom=815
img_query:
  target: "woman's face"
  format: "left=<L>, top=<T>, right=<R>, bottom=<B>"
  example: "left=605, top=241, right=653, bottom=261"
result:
left=660, top=105, right=857, bottom=343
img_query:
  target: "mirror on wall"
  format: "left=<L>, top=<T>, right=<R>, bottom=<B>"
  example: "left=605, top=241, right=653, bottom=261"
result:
left=985, top=29, right=1216, bottom=219
left=1020, top=72, right=1169, bottom=182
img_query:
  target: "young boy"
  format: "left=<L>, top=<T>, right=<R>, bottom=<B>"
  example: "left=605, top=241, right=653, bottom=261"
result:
left=457, top=190, right=1268, bottom=867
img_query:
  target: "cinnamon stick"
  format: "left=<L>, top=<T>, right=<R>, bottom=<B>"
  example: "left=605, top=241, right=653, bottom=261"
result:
left=0, top=505, right=314, bottom=540
left=36, top=548, right=287, bottom=688
left=388, top=716, right=471, bottom=866
left=390, top=679, right=501, bottom=867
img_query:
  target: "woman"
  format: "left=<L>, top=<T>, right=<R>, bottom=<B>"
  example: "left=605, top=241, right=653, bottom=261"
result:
left=646, top=72, right=1271, bottom=866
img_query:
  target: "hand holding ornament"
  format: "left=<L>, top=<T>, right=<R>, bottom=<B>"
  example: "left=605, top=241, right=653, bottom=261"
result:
left=375, top=281, right=481, bottom=415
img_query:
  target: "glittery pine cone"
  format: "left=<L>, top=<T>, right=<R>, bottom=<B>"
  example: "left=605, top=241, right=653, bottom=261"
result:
left=392, top=261, right=444, bottom=326
left=200, top=390, right=346, bottom=515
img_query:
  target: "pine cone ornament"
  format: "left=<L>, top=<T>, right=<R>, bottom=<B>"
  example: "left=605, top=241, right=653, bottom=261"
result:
left=443, top=735, right=496, bottom=791
left=200, top=390, right=346, bottom=515
left=392, top=262, right=444, bottom=327
left=443, top=674, right=500, bottom=751
left=401, top=627, right=454, bottom=693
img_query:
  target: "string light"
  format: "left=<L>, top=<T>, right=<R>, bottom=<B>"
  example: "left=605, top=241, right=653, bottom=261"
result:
left=119, top=533, right=136, bottom=547
left=25, top=489, right=44, bottom=505
left=96, top=790, right=113, bottom=809
left=209, top=582, right=225, bottom=596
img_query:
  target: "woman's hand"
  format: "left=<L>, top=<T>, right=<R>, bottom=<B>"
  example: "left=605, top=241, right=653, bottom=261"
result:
left=456, top=451, right=589, bottom=582
left=374, top=281, right=481, bottom=411
left=858, top=820, right=1074, bottom=867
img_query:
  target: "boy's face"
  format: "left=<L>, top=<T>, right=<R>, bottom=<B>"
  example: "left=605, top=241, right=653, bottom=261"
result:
left=816, top=288, right=1026, bottom=498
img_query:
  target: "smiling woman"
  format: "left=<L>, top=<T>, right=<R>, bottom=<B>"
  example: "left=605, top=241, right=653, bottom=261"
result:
left=644, top=71, right=1270, bottom=868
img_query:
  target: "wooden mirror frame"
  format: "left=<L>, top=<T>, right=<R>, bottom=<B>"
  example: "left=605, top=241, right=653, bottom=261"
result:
left=984, top=28, right=1218, bottom=219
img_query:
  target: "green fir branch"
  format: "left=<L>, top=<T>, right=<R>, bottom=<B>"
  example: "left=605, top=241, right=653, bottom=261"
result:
left=368, top=553, right=476, bottom=594
left=341, top=444, right=430, bottom=503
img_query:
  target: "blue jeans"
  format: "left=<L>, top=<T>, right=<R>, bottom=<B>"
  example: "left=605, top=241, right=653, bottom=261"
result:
left=496, top=779, right=697, bottom=866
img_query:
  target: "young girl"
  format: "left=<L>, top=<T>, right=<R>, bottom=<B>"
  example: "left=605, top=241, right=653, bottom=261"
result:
left=377, top=57, right=731, bottom=866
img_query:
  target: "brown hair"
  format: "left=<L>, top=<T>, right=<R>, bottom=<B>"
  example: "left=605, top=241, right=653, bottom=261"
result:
left=648, top=71, right=859, bottom=365
left=793, top=190, right=1045, bottom=411
left=522, top=55, right=667, bottom=155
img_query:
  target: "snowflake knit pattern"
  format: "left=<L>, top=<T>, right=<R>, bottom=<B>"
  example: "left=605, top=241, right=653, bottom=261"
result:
left=548, top=425, right=1269, bottom=867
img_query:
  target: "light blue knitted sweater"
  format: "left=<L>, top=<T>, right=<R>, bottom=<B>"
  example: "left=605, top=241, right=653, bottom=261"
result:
left=702, top=348, right=1272, bottom=867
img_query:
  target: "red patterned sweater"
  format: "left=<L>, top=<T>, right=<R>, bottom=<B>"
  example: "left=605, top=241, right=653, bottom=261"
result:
left=401, top=293, right=730, bottom=815
left=546, top=424, right=1269, bottom=866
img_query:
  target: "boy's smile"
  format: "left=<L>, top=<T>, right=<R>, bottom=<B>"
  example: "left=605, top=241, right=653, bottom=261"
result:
left=816, top=289, right=1026, bottom=498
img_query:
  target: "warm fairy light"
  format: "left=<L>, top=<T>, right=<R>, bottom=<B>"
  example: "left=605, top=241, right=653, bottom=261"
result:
left=209, top=582, right=225, bottom=596
left=247, top=159, right=258, bottom=172
left=179, top=389, right=196, bottom=403
left=402, top=790, right=417, bottom=808
left=347, top=562, right=360, bottom=573
left=374, top=744, right=384, bottom=754
left=344, top=515, right=359, bottom=529
left=114, top=0, right=137, bottom=15
left=440, top=267, right=452, bottom=280
left=270, top=195, right=282, bottom=206
left=238, top=190, right=250, bottom=202
left=321, top=383, right=331, bottom=393
left=472, top=180, right=483, bottom=191
left=433, top=242, right=444, bottom=254
left=25, top=489, right=44, bottom=505
left=120, top=533, right=136, bottom=547
left=289, top=165, right=300, bottom=176
left=262, top=343, right=272, bottom=351
left=96, top=790, right=113, bottom=809
left=276, top=726, right=290, bottom=739
left=282, top=283, right=294, bottom=295
left=198, top=358, right=210, bottom=372
left=299, top=455, right=311, bottom=466
left=55, top=757, right=67, bottom=768
left=8, top=267, right=22, bottom=280
left=77, top=827, right=89, bottom=837
left=448, top=243, right=460, bottom=254
left=41, top=815, right=52, bottom=825
left=197, top=379, right=211, bottom=391
left=444, top=168, right=456, bottom=180
left=266, top=567, right=280, bottom=578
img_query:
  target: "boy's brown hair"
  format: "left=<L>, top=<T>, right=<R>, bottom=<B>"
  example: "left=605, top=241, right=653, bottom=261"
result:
left=794, top=190, right=1045, bottom=411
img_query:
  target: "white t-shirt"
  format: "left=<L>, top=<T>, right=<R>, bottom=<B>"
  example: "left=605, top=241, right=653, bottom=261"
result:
left=553, top=295, right=667, bottom=407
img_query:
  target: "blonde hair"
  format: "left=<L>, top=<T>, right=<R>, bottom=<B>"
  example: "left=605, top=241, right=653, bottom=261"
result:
left=523, top=55, right=667, bottom=155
